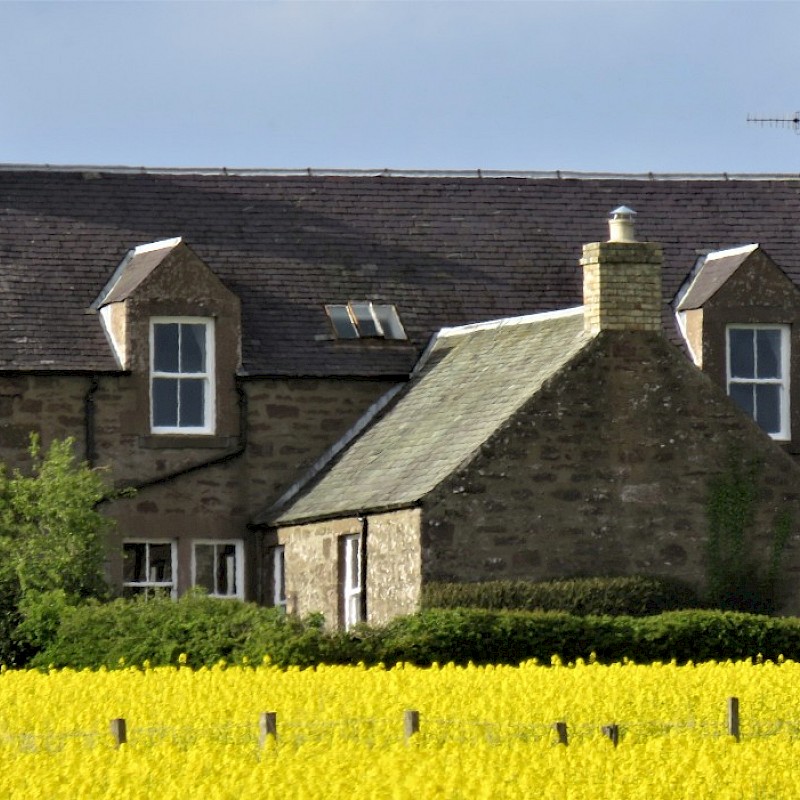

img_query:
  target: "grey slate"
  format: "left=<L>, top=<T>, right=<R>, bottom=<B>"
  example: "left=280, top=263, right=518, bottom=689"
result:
left=3, top=168, right=800, bottom=374
left=100, top=241, right=179, bottom=305
left=678, top=248, right=756, bottom=310
left=271, top=309, right=589, bottom=524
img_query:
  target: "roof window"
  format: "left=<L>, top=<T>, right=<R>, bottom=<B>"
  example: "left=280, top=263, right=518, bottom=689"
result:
left=325, top=303, right=407, bottom=340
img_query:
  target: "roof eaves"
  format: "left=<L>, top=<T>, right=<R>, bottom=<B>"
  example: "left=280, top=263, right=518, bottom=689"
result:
left=268, top=499, right=423, bottom=529
left=5, top=163, right=800, bottom=181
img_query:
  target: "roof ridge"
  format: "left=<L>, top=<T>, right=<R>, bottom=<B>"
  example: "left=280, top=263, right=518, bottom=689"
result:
left=3, top=163, right=800, bottom=181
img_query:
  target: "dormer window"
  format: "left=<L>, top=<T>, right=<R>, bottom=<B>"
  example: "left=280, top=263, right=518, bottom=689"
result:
left=325, top=303, right=406, bottom=340
left=727, top=325, right=790, bottom=440
left=151, top=318, right=215, bottom=433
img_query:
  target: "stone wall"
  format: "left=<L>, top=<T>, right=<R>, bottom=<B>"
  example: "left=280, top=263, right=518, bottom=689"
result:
left=0, top=368, right=394, bottom=600
left=277, top=516, right=358, bottom=624
left=365, top=509, right=422, bottom=625
left=421, top=330, right=800, bottom=612
left=276, top=508, right=422, bottom=626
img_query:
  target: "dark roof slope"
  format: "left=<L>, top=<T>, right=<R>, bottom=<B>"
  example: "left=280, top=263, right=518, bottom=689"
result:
left=99, top=238, right=181, bottom=306
left=270, top=308, right=589, bottom=525
left=678, top=245, right=758, bottom=310
left=4, top=167, right=800, bottom=374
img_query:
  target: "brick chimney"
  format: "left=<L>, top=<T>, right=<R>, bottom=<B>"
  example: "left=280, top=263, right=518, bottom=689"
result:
left=581, top=207, right=663, bottom=336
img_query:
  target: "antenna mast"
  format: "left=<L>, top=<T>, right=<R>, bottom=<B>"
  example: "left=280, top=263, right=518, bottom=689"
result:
left=747, top=112, right=800, bottom=134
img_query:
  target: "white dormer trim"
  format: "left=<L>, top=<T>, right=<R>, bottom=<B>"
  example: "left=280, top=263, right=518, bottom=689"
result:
left=90, top=237, right=183, bottom=310
left=99, top=304, right=126, bottom=369
left=132, top=237, right=182, bottom=256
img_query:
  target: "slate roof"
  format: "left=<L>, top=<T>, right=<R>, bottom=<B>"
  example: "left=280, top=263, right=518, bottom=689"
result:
left=269, top=308, right=589, bottom=525
left=4, top=166, right=800, bottom=375
left=98, top=238, right=182, bottom=306
left=677, top=244, right=759, bottom=310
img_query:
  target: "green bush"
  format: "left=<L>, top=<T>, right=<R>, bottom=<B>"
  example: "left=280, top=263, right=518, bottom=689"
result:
left=31, top=592, right=359, bottom=670
left=30, top=597, right=800, bottom=671
left=373, top=609, right=800, bottom=666
left=421, top=576, right=701, bottom=616
left=0, top=436, right=112, bottom=665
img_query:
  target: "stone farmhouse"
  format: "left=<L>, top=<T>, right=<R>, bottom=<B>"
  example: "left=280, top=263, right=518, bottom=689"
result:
left=4, top=166, right=800, bottom=625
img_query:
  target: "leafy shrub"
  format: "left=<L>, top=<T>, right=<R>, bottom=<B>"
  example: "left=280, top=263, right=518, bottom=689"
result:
left=0, top=436, right=112, bottom=665
left=421, top=576, right=701, bottom=616
left=34, top=595, right=800, bottom=670
left=372, top=608, right=800, bottom=666
left=31, top=591, right=361, bottom=670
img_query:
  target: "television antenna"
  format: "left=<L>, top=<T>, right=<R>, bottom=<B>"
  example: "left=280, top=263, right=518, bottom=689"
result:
left=747, top=112, right=800, bottom=134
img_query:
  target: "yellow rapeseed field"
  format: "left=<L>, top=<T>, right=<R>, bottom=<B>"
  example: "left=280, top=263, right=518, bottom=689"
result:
left=2, top=658, right=800, bottom=798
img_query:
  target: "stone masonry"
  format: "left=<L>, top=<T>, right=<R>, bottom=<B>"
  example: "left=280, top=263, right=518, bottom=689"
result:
left=582, top=241, right=663, bottom=335
left=421, top=330, right=800, bottom=612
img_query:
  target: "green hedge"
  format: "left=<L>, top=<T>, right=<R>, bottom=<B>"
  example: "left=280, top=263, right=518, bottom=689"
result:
left=30, top=595, right=800, bottom=670
left=374, top=608, right=800, bottom=666
left=421, top=577, right=702, bottom=616
left=29, top=593, right=356, bottom=670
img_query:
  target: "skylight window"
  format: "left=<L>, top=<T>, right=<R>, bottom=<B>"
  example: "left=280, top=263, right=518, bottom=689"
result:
left=325, top=303, right=407, bottom=340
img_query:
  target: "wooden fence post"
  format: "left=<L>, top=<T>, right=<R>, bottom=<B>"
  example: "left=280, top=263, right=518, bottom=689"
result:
left=727, top=697, right=740, bottom=742
left=600, top=724, right=619, bottom=747
left=552, top=721, right=569, bottom=746
left=259, top=712, right=278, bottom=747
left=404, top=710, right=420, bottom=741
left=110, top=718, right=127, bottom=748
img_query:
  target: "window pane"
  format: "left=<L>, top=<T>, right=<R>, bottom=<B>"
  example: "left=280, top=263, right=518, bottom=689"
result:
left=149, top=543, right=173, bottom=582
left=195, top=545, right=215, bottom=593
left=153, top=378, right=178, bottom=427
left=179, top=379, right=205, bottom=427
left=350, top=303, right=382, bottom=337
left=729, top=383, right=754, bottom=418
left=181, top=324, right=206, bottom=373
left=327, top=306, right=359, bottom=339
left=217, top=544, right=237, bottom=596
left=729, top=329, right=754, bottom=378
left=374, top=305, right=407, bottom=340
left=756, top=329, right=781, bottom=378
left=272, top=547, right=286, bottom=607
left=123, top=543, right=146, bottom=583
left=153, top=323, right=179, bottom=372
left=756, top=384, right=781, bottom=434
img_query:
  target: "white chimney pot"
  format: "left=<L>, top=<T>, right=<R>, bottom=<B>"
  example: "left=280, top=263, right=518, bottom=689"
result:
left=608, top=205, right=637, bottom=243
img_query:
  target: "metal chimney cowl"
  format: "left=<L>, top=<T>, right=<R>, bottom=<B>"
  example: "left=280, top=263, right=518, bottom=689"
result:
left=608, top=205, right=637, bottom=243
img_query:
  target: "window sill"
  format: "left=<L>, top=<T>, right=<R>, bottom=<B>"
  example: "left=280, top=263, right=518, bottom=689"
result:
left=138, top=435, right=239, bottom=450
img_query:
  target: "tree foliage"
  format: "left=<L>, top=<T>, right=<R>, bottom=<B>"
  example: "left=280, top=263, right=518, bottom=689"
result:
left=0, top=436, right=112, bottom=664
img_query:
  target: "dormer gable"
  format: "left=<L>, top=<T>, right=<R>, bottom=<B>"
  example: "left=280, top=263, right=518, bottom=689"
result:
left=675, top=245, right=800, bottom=368
left=94, top=238, right=240, bottom=372
left=94, top=238, right=242, bottom=439
left=675, top=245, right=800, bottom=445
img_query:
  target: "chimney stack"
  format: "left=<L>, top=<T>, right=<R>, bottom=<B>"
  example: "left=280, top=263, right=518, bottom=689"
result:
left=581, top=207, right=663, bottom=336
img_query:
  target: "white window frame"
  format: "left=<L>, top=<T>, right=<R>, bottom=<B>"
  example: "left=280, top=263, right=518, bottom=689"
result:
left=341, top=534, right=364, bottom=630
left=122, top=540, right=177, bottom=599
left=726, top=324, right=791, bottom=440
left=271, top=545, right=287, bottom=612
left=191, top=540, right=244, bottom=600
left=150, top=317, right=215, bottom=434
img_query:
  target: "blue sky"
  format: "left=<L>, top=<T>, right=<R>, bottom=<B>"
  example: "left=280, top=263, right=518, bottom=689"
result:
left=2, top=1, right=799, bottom=173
